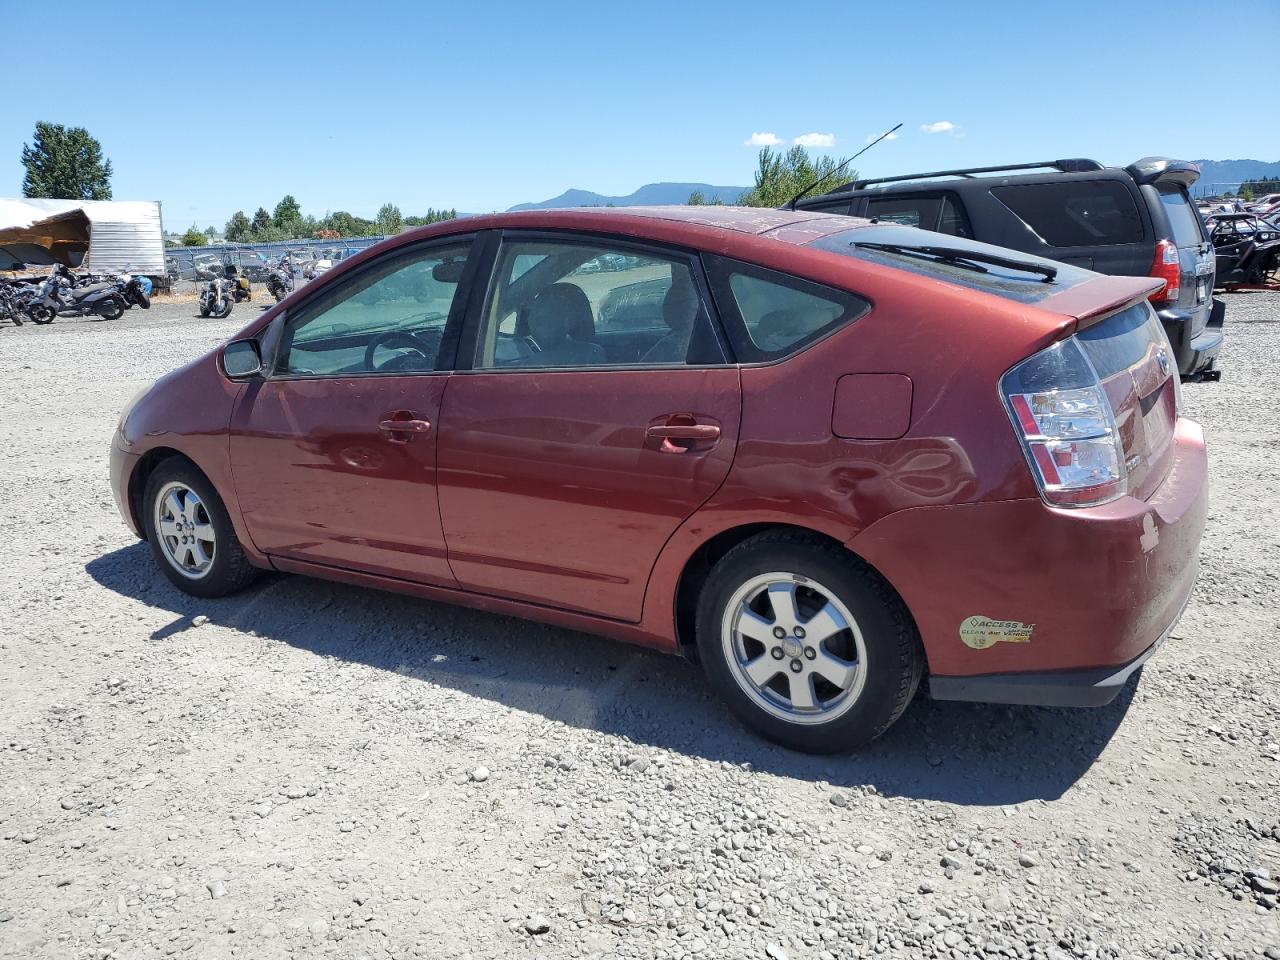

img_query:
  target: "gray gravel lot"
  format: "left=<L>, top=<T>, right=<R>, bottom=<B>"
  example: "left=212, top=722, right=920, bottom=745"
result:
left=1, top=294, right=1278, bottom=960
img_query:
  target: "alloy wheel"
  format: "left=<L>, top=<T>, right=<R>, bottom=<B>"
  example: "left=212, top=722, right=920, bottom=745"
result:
left=153, top=481, right=216, bottom=579
left=721, top=573, right=867, bottom=725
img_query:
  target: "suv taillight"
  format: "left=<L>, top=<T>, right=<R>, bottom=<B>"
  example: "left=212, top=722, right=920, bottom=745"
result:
left=1148, top=239, right=1181, bottom=305
left=1000, top=337, right=1127, bottom=507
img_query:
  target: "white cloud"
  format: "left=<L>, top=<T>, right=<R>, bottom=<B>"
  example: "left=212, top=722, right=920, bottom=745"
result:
left=866, top=131, right=899, bottom=144
left=744, top=131, right=782, bottom=147
left=920, top=120, right=958, bottom=134
left=794, top=132, right=836, bottom=148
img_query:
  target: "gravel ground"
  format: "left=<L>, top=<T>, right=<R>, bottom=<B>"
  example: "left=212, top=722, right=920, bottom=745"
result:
left=1, top=294, right=1278, bottom=960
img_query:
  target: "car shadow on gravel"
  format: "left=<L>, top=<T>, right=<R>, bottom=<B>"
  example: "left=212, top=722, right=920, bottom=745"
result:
left=88, top=543, right=1136, bottom=806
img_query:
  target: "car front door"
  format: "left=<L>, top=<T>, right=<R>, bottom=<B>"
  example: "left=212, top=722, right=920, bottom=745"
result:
left=228, top=237, right=479, bottom=586
left=436, top=234, right=741, bottom=622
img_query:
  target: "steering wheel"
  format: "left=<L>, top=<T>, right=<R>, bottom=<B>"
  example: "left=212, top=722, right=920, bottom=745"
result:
left=363, top=330, right=434, bottom=372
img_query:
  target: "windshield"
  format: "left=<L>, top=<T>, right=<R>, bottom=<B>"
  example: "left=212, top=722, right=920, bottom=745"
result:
left=1159, top=186, right=1206, bottom=247
left=809, top=225, right=1095, bottom=304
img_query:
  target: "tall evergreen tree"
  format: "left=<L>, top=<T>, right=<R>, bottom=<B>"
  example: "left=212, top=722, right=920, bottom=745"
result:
left=21, top=122, right=113, bottom=200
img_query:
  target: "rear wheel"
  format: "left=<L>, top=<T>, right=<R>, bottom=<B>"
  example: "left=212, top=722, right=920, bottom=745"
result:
left=142, top=459, right=259, bottom=598
left=695, top=531, right=923, bottom=753
left=94, top=296, right=125, bottom=321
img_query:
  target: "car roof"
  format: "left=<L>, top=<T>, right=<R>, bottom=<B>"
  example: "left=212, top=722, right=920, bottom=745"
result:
left=402, top=205, right=864, bottom=249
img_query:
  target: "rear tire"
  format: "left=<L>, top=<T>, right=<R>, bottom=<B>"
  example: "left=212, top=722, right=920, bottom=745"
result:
left=142, top=459, right=260, bottom=598
left=695, top=531, right=923, bottom=753
left=94, top=296, right=125, bottom=321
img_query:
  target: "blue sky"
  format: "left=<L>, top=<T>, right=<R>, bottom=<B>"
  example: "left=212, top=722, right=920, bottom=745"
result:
left=4, top=0, right=1277, bottom=230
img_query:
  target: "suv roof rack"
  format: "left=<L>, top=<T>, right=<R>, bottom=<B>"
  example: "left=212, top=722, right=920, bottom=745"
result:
left=820, top=158, right=1106, bottom=196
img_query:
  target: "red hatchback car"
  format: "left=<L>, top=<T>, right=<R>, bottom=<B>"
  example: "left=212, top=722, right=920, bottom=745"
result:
left=110, top=207, right=1207, bottom=752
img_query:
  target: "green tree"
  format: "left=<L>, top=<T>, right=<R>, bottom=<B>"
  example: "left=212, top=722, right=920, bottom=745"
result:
left=321, top=211, right=378, bottom=237
left=737, top=145, right=855, bottom=208
left=225, top=211, right=252, bottom=242
left=251, top=207, right=272, bottom=234
left=1240, top=185, right=1255, bottom=202
left=180, top=226, right=208, bottom=247
left=21, top=121, right=113, bottom=200
left=204, top=226, right=217, bottom=237
left=687, top=190, right=706, bottom=205
left=403, top=208, right=458, bottom=226
left=376, top=203, right=403, bottom=235
left=273, top=195, right=302, bottom=231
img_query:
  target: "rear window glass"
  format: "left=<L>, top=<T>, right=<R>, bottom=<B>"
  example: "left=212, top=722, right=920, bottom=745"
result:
left=1076, top=302, right=1166, bottom=377
left=1159, top=187, right=1206, bottom=247
left=991, top=180, right=1144, bottom=247
left=809, top=226, right=1095, bottom=305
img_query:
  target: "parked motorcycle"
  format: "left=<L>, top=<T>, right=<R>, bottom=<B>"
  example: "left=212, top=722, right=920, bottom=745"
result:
left=198, top=275, right=234, bottom=318
left=117, top=269, right=153, bottom=309
left=1, top=280, right=27, bottom=326
left=28, top=266, right=127, bottom=321
left=265, top=255, right=294, bottom=302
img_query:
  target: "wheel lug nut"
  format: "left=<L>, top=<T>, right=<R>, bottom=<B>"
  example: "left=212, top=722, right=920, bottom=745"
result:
left=772, top=626, right=786, bottom=640
left=789, top=659, right=803, bottom=673
left=771, top=647, right=784, bottom=660
left=804, top=647, right=816, bottom=660
left=794, top=626, right=806, bottom=639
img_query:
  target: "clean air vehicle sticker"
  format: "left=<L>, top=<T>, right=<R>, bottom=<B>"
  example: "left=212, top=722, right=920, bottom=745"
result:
left=959, top=616, right=1035, bottom=650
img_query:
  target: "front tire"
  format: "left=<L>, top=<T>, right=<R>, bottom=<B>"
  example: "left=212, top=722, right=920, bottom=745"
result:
left=695, top=531, right=923, bottom=753
left=213, top=297, right=232, bottom=318
left=142, top=459, right=259, bottom=598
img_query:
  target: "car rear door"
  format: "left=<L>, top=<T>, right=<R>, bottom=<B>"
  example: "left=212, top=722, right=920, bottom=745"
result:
left=435, top=233, right=740, bottom=622
left=228, top=236, right=481, bottom=586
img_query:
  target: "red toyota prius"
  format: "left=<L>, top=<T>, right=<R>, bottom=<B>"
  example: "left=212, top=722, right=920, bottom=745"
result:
left=110, top=207, right=1206, bottom=752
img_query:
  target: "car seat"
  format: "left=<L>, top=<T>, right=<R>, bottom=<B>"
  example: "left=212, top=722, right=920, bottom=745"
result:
left=520, top=283, right=605, bottom=367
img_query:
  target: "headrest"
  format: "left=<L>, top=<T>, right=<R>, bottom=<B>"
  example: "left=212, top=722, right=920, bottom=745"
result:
left=528, top=282, right=593, bottom=346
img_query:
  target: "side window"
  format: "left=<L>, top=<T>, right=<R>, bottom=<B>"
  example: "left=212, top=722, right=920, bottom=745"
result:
left=275, top=241, right=471, bottom=377
left=705, top=256, right=871, bottom=362
left=991, top=180, right=1144, bottom=247
left=939, top=196, right=974, bottom=238
left=865, top=196, right=933, bottom=228
left=474, top=240, right=723, bottom=369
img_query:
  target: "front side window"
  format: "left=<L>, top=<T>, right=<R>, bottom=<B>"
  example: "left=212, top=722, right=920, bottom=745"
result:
left=991, top=180, right=1144, bottom=247
left=705, top=256, right=870, bottom=362
left=274, top=241, right=471, bottom=377
left=473, top=239, right=722, bottom=369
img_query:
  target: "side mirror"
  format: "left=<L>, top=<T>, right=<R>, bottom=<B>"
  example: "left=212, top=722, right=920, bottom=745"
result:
left=222, top=339, right=263, bottom=379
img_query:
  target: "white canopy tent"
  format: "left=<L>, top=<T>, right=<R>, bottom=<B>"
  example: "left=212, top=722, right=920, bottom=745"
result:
left=0, top=198, right=165, bottom=275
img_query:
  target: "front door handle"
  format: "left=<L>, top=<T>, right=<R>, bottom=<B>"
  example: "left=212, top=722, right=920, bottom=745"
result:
left=645, top=416, right=721, bottom=454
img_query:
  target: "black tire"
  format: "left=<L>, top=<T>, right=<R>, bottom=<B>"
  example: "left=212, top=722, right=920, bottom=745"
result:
left=138, top=290, right=151, bottom=309
left=28, top=306, right=55, bottom=325
left=199, top=298, right=211, bottom=317
left=213, top=297, right=233, bottom=319
left=94, top=296, right=125, bottom=321
left=695, top=531, right=923, bottom=753
left=142, top=458, right=260, bottom=598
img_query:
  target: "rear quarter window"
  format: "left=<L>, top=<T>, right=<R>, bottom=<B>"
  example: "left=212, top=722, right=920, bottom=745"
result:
left=704, top=255, right=870, bottom=362
left=991, top=180, right=1144, bottom=247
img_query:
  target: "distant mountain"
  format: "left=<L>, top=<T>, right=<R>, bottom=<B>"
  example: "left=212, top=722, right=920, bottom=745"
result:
left=508, top=182, right=748, bottom=212
left=1191, top=159, right=1280, bottom=195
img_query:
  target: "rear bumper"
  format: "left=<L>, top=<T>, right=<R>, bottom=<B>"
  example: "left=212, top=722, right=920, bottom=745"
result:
left=847, top=418, right=1208, bottom=699
left=1160, top=299, right=1223, bottom=378
left=928, top=594, right=1186, bottom=706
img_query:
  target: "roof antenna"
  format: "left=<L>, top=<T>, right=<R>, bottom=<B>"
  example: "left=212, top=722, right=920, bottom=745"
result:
left=784, top=122, right=903, bottom=211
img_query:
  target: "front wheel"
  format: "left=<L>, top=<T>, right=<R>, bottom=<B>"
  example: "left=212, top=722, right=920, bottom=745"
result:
left=695, top=531, right=923, bottom=753
left=142, top=459, right=260, bottom=597
left=213, top=297, right=233, bottom=318
left=27, top=304, right=55, bottom=325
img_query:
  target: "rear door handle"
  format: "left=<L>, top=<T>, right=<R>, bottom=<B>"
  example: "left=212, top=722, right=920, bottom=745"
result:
left=645, top=424, right=721, bottom=441
left=379, top=416, right=431, bottom=440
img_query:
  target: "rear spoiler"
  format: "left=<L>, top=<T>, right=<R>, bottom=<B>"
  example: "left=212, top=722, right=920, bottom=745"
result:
left=1038, top=275, right=1164, bottom=332
left=1125, top=157, right=1200, bottom=189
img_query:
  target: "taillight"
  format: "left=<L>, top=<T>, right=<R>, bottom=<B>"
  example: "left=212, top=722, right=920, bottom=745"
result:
left=1148, top=239, right=1181, bottom=305
left=1001, top=338, right=1127, bottom=507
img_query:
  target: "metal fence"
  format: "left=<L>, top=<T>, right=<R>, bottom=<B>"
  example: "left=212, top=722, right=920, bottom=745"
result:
left=165, top=236, right=391, bottom=281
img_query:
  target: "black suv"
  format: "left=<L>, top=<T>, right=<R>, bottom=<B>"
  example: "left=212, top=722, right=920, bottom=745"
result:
left=796, top=158, right=1223, bottom=380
